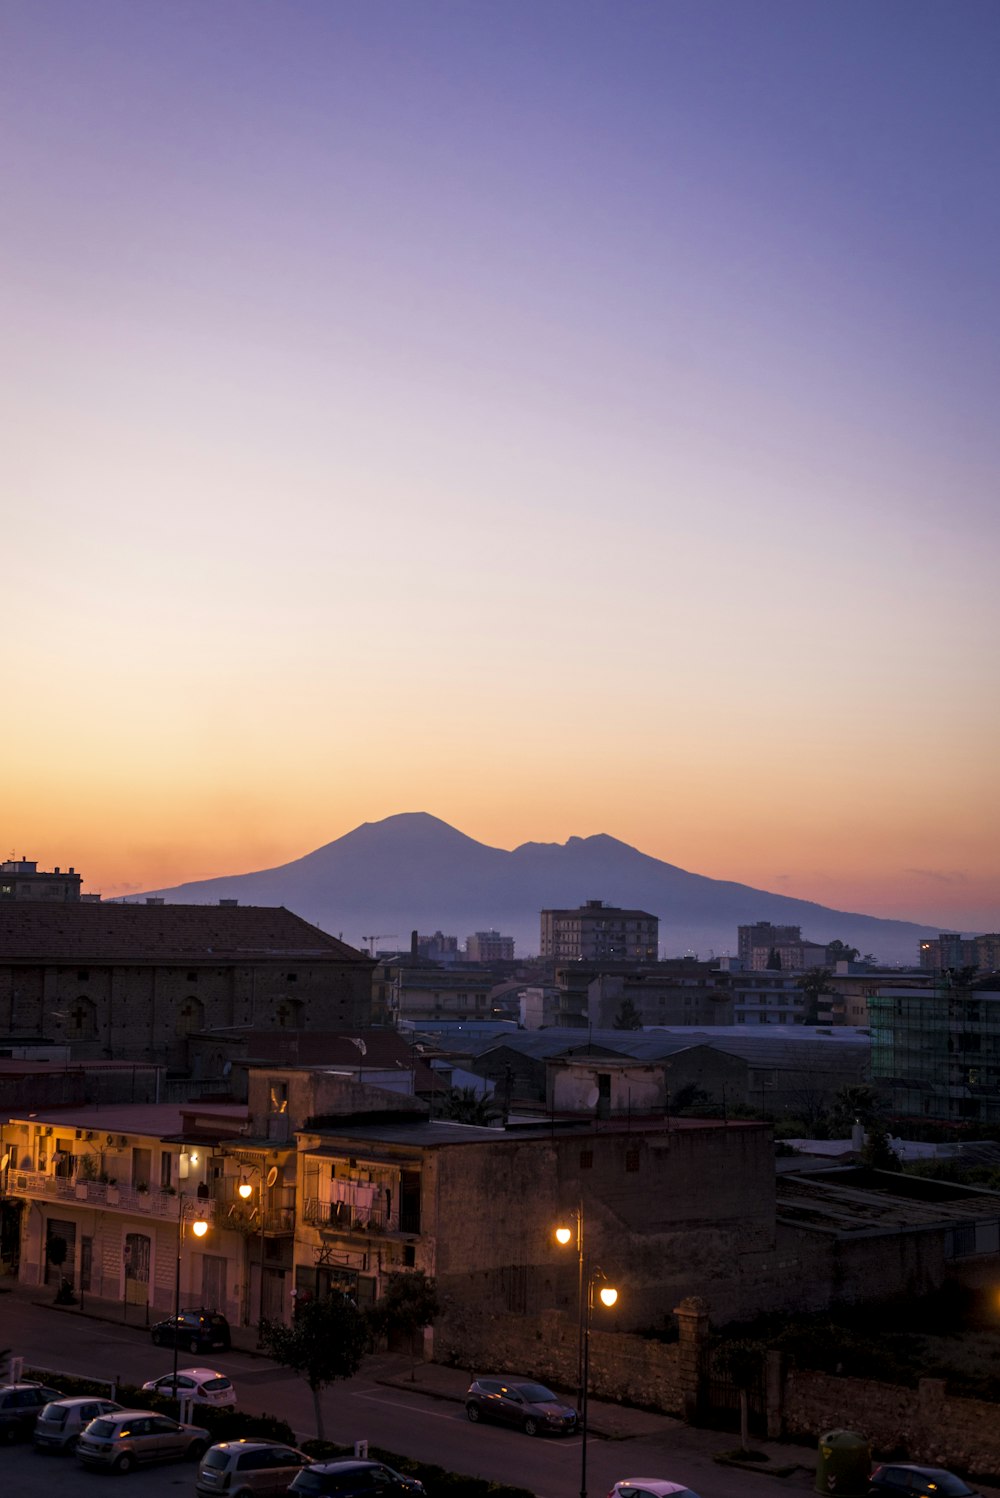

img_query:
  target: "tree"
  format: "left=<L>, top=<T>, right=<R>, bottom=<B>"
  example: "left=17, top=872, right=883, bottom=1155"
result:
left=796, top=967, right=834, bottom=1024
left=259, top=1292, right=368, bottom=1439
left=860, top=1118, right=902, bottom=1172
left=829, top=1084, right=882, bottom=1137
left=714, top=1339, right=764, bottom=1454
left=766, top=948, right=782, bottom=971
left=440, top=1086, right=501, bottom=1125
left=612, top=997, right=643, bottom=1030
left=368, top=1269, right=441, bottom=1380
left=825, top=940, right=860, bottom=965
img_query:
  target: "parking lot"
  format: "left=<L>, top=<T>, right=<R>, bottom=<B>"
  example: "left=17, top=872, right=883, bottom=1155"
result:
left=1, top=1441, right=207, bottom=1498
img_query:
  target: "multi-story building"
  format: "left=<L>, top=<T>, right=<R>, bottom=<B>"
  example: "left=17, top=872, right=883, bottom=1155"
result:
left=585, top=966, right=733, bottom=1028
left=0, top=903, right=373, bottom=1066
left=0, top=858, right=83, bottom=903
left=870, top=982, right=1000, bottom=1123
left=919, top=933, right=1000, bottom=974
left=737, top=922, right=803, bottom=967
left=0, top=1101, right=256, bottom=1321
left=540, top=900, right=659, bottom=963
left=465, top=931, right=515, bottom=963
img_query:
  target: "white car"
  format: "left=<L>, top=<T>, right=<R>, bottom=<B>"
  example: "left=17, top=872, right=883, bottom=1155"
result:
left=607, top=1482, right=703, bottom=1498
left=142, top=1367, right=237, bottom=1409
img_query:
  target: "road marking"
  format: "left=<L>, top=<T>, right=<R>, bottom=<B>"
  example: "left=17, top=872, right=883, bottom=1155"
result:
left=349, top=1391, right=462, bottom=1421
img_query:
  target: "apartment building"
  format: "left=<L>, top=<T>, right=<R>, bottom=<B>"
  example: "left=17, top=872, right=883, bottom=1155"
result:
left=0, top=858, right=83, bottom=903
left=540, top=900, right=659, bottom=962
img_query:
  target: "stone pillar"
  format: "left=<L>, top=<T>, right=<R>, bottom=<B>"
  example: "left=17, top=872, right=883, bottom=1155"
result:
left=674, top=1295, right=709, bottom=1423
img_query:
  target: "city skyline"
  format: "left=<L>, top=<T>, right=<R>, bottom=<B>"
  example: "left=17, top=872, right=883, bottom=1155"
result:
left=4, top=3, right=998, bottom=931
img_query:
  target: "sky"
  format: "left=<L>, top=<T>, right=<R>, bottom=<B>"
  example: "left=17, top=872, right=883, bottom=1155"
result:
left=2, top=1, right=998, bottom=931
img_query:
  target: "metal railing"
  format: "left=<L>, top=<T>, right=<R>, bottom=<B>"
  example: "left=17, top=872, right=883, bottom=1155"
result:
left=9, top=1170, right=216, bottom=1222
left=303, top=1196, right=392, bottom=1232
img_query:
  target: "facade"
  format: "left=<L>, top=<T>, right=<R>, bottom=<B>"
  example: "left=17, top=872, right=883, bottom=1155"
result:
left=870, top=983, right=1000, bottom=1123
left=0, top=904, right=373, bottom=1066
left=727, top=968, right=807, bottom=1025
left=465, top=931, right=515, bottom=963
left=540, top=901, right=659, bottom=963
left=586, top=968, right=733, bottom=1028
left=0, top=1102, right=252, bottom=1321
left=919, top=933, right=1000, bottom=974
left=0, top=859, right=82, bottom=903
left=379, top=960, right=494, bottom=1026
left=737, top=922, right=803, bottom=967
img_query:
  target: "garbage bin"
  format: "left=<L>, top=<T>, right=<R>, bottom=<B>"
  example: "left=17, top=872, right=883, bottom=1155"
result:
left=815, top=1428, right=871, bottom=1496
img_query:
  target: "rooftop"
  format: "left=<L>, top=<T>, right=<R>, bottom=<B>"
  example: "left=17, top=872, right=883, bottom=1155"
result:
left=0, top=904, right=367, bottom=962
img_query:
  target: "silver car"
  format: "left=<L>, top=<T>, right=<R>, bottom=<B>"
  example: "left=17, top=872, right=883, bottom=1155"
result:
left=197, top=1439, right=313, bottom=1496
left=33, top=1397, right=122, bottom=1453
left=76, top=1408, right=210, bottom=1474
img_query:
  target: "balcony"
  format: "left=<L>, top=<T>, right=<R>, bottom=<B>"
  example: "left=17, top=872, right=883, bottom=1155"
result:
left=219, top=1195, right=295, bottom=1236
left=7, top=1170, right=217, bottom=1223
left=304, top=1196, right=394, bottom=1234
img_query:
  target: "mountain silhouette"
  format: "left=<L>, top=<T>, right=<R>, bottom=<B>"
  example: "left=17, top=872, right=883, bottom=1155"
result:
left=126, top=812, right=940, bottom=963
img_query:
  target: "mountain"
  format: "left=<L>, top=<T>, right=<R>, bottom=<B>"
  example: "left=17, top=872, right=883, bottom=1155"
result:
left=126, top=812, right=940, bottom=964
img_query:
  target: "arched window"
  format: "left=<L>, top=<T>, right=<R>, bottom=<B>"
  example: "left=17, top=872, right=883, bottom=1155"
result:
left=176, top=995, right=205, bottom=1035
left=69, top=997, right=97, bottom=1038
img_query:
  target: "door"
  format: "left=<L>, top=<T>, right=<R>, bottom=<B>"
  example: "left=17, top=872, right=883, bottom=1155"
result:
left=262, top=1266, right=287, bottom=1322
left=45, top=1218, right=77, bottom=1287
left=201, top=1253, right=227, bottom=1310
left=124, top=1232, right=151, bottom=1306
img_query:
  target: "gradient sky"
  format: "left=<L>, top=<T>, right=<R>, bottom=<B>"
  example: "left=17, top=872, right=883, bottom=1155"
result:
left=3, top=1, right=998, bottom=930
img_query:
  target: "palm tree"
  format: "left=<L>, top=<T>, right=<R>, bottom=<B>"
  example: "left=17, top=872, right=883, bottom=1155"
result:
left=440, top=1086, right=501, bottom=1125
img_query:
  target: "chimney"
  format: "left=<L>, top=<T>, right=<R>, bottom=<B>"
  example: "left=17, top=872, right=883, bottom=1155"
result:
left=220, top=898, right=238, bottom=907
left=411, top=930, right=418, bottom=956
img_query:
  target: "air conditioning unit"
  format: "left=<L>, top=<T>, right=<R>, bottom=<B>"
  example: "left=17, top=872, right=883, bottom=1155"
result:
left=76, top=1129, right=83, bottom=1140
left=105, top=1134, right=115, bottom=1146
left=43, top=1126, right=53, bottom=1137
left=118, top=1136, right=129, bottom=1147
left=85, top=1131, right=94, bottom=1141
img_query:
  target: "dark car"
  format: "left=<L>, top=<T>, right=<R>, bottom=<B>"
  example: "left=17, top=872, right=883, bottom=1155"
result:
left=465, top=1376, right=578, bottom=1436
left=289, top=1459, right=424, bottom=1497
left=150, top=1307, right=231, bottom=1354
left=0, top=1382, right=65, bottom=1444
left=869, top=1465, right=979, bottom=1497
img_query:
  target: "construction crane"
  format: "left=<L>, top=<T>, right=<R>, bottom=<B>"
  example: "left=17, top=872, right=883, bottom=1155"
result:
left=361, top=934, right=397, bottom=956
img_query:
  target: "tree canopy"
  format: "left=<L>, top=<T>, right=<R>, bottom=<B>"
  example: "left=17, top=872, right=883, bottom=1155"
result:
left=259, top=1292, right=368, bottom=1439
left=612, top=997, right=643, bottom=1030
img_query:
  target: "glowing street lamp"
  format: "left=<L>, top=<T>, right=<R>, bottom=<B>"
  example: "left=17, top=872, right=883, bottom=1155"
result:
left=580, top=1270, right=618, bottom=1498
left=554, top=1206, right=585, bottom=1404
left=172, top=1197, right=211, bottom=1390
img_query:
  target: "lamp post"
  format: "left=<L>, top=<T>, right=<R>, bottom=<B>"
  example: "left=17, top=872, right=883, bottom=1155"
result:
left=172, top=1197, right=209, bottom=1392
left=580, top=1273, right=617, bottom=1498
left=555, top=1207, right=618, bottom=1498
left=554, top=1202, right=585, bottom=1408
left=237, top=1170, right=267, bottom=1340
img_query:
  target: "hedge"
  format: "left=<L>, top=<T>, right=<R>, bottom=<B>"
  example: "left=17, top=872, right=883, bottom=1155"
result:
left=25, top=1367, right=295, bottom=1445
left=301, top=1439, right=536, bottom=1498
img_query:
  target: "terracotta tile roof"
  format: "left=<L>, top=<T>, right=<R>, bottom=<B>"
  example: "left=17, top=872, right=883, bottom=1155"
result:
left=0, top=903, right=368, bottom=964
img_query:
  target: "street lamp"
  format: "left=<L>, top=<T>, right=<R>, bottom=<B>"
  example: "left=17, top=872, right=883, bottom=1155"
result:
left=172, top=1197, right=209, bottom=1392
left=554, top=1204, right=585, bottom=1407
left=555, top=1206, right=618, bottom=1498
left=580, top=1271, right=618, bottom=1498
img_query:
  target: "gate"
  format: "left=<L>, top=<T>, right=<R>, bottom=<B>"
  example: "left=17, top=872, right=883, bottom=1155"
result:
left=698, top=1343, right=767, bottom=1435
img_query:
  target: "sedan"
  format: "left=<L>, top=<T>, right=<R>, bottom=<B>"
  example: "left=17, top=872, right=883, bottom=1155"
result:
left=142, top=1367, right=237, bottom=1408
left=465, top=1377, right=578, bottom=1436
left=869, top=1463, right=979, bottom=1497
left=607, top=1483, right=703, bottom=1498
left=150, top=1308, right=231, bottom=1354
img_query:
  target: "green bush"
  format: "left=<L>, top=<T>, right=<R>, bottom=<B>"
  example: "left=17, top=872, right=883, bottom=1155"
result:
left=299, top=1440, right=536, bottom=1498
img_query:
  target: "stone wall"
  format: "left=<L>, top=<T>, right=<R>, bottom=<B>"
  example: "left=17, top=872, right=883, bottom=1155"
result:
left=434, top=1306, right=684, bottom=1415
left=783, top=1368, right=1000, bottom=1478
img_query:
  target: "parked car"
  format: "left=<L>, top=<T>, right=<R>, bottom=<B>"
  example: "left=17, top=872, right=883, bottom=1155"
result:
left=142, top=1367, right=237, bottom=1408
left=76, top=1408, right=210, bottom=1474
left=33, top=1396, right=122, bottom=1453
left=197, top=1438, right=313, bottom=1496
left=289, top=1459, right=425, bottom=1497
left=607, top=1483, right=703, bottom=1498
left=0, top=1382, right=64, bottom=1444
left=465, top=1376, right=578, bottom=1436
left=869, top=1464, right=979, bottom=1497
left=150, top=1308, right=231, bottom=1354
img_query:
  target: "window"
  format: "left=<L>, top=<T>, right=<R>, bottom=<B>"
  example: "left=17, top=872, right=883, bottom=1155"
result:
left=287, top=972, right=298, bottom=982
left=160, top=1152, right=173, bottom=1189
left=186, top=971, right=197, bottom=982
left=580, top=1149, right=594, bottom=1170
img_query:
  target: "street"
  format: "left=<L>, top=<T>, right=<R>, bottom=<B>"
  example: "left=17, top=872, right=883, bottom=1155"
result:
left=1, top=1291, right=814, bottom=1498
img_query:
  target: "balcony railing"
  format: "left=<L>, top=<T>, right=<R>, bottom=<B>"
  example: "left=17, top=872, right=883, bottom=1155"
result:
left=8, top=1170, right=217, bottom=1223
left=220, top=1197, right=296, bottom=1236
left=304, top=1196, right=393, bottom=1233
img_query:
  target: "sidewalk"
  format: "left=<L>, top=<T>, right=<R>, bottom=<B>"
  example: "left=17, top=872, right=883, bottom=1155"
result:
left=2, top=1278, right=264, bottom=1355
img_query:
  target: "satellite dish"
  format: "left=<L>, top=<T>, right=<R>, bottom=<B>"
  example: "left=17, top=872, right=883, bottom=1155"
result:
left=266, top=1166, right=278, bottom=1188
left=586, top=1087, right=600, bottom=1110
